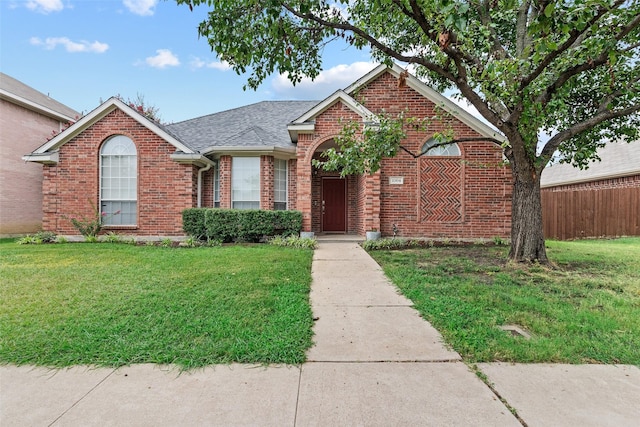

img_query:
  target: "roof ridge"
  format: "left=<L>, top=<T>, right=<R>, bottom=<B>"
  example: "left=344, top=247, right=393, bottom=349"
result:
left=168, top=100, right=319, bottom=126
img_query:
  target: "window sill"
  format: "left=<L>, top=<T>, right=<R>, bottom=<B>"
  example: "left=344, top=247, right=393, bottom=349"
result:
left=103, top=225, right=138, bottom=230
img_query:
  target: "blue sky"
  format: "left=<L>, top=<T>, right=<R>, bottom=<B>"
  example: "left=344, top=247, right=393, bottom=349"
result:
left=1, top=0, right=380, bottom=123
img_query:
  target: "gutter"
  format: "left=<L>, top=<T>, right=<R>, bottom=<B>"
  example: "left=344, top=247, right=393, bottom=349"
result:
left=197, top=161, right=213, bottom=208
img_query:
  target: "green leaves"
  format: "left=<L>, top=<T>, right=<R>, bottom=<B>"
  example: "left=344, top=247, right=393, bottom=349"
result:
left=312, top=114, right=408, bottom=176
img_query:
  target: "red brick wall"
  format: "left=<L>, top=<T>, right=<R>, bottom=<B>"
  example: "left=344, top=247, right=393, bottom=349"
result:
left=541, top=175, right=640, bottom=192
left=0, top=99, right=68, bottom=235
left=201, top=168, right=214, bottom=208
left=42, top=109, right=197, bottom=236
left=296, top=71, right=512, bottom=238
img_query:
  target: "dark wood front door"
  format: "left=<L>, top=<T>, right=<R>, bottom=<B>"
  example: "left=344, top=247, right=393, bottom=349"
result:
left=322, top=178, right=346, bottom=232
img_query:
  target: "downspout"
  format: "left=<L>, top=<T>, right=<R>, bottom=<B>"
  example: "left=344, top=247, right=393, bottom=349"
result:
left=197, top=160, right=213, bottom=208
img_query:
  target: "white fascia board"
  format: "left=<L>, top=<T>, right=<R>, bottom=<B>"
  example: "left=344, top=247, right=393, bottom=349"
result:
left=203, top=146, right=297, bottom=159
left=290, top=90, right=377, bottom=124
left=22, top=151, right=59, bottom=165
left=170, top=153, right=214, bottom=167
left=287, top=122, right=315, bottom=143
left=345, top=63, right=506, bottom=143
left=32, top=97, right=195, bottom=155
left=0, top=89, right=78, bottom=122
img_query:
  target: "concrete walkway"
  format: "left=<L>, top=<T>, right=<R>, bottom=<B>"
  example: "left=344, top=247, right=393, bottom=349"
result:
left=2, top=241, right=639, bottom=426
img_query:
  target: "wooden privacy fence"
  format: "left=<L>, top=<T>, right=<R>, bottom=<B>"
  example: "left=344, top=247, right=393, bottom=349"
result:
left=542, top=187, right=640, bottom=240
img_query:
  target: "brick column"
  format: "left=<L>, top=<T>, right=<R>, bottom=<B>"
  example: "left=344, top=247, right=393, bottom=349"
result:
left=296, top=155, right=313, bottom=231
left=219, top=155, right=232, bottom=209
left=260, top=155, right=274, bottom=210
left=363, top=170, right=381, bottom=232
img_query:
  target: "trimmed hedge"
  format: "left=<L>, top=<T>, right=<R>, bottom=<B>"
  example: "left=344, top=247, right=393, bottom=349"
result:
left=182, top=208, right=303, bottom=243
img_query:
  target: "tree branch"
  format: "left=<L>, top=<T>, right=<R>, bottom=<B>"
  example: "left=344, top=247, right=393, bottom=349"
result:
left=519, top=0, right=623, bottom=91
left=540, top=103, right=640, bottom=161
left=535, top=11, right=640, bottom=107
left=399, top=136, right=505, bottom=159
left=516, top=0, right=532, bottom=56
left=281, top=2, right=457, bottom=81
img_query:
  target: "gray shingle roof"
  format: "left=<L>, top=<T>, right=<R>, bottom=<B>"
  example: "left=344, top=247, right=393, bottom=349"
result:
left=166, top=100, right=318, bottom=153
left=541, top=141, right=640, bottom=187
left=0, top=72, right=79, bottom=120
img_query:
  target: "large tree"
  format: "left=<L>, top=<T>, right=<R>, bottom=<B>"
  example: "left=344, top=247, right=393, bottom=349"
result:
left=178, top=0, right=640, bottom=263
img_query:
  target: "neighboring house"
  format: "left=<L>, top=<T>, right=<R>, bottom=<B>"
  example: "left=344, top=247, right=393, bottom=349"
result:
left=541, top=141, right=640, bottom=239
left=24, top=64, right=512, bottom=239
left=0, top=73, right=79, bottom=236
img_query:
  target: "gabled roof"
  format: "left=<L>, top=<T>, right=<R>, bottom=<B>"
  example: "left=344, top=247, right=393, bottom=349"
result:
left=24, top=97, right=195, bottom=164
left=288, top=90, right=377, bottom=142
left=167, top=100, right=318, bottom=153
left=344, top=64, right=505, bottom=142
left=0, top=72, right=79, bottom=121
left=541, top=141, right=640, bottom=188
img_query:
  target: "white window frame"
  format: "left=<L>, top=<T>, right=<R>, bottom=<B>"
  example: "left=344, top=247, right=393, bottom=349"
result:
left=100, top=135, right=137, bottom=226
left=274, top=158, right=288, bottom=210
left=421, top=137, right=461, bottom=156
left=231, top=157, right=260, bottom=210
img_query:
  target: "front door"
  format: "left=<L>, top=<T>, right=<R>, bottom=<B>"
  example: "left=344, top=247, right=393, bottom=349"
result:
left=322, top=178, right=346, bottom=232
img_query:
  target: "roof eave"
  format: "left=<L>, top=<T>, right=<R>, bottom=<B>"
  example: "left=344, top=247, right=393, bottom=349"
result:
left=290, top=90, right=376, bottom=125
left=170, top=153, right=215, bottom=168
left=541, top=170, right=640, bottom=188
left=1, top=89, right=78, bottom=122
left=22, top=151, right=59, bottom=165
left=287, top=122, right=315, bottom=143
left=203, top=146, right=297, bottom=158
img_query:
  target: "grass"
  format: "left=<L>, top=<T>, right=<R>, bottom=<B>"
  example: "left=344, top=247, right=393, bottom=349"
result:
left=369, top=238, right=640, bottom=365
left=0, top=240, right=314, bottom=369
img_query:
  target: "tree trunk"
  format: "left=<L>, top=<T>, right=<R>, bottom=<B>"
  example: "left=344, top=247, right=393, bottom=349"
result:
left=509, top=168, right=549, bottom=264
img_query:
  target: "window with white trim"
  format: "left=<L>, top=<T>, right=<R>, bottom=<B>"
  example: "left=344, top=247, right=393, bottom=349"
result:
left=421, top=137, right=461, bottom=156
left=100, top=135, right=137, bottom=225
left=232, top=157, right=260, bottom=209
left=274, top=158, right=288, bottom=210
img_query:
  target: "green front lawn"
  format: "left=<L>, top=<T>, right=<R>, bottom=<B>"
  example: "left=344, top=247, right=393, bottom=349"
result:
left=370, top=238, right=640, bottom=365
left=0, top=241, right=314, bottom=369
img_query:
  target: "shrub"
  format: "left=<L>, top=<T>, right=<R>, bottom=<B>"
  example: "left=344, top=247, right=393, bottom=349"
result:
left=362, top=238, right=418, bottom=251
left=17, top=235, right=40, bottom=245
left=62, top=199, right=120, bottom=238
left=269, top=235, right=317, bottom=249
left=16, top=231, right=58, bottom=245
left=182, top=208, right=207, bottom=240
left=104, top=232, right=122, bottom=243
left=183, top=208, right=303, bottom=243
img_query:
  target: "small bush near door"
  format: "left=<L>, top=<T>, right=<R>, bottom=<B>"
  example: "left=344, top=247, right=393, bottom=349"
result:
left=182, top=208, right=302, bottom=243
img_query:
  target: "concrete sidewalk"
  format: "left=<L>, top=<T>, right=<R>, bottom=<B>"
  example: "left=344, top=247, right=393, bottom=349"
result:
left=2, top=241, right=639, bottom=426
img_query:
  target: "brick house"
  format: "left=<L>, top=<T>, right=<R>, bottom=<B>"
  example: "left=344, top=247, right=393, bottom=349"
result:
left=24, top=64, right=511, bottom=239
left=1, top=73, right=79, bottom=236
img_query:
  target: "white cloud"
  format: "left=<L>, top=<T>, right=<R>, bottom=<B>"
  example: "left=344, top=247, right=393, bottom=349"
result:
left=271, top=61, right=378, bottom=99
left=145, top=49, right=180, bottom=68
left=30, top=36, right=109, bottom=53
left=26, top=0, right=64, bottom=13
left=123, top=0, right=158, bottom=16
left=189, top=57, right=232, bottom=71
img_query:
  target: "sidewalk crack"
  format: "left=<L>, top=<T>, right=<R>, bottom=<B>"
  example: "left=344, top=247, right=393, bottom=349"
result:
left=48, top=368, right=117, bottom=426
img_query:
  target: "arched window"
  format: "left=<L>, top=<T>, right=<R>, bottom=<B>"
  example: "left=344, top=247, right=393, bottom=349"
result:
left=421, top=137, right=461, bottom=156
left=100, top=135, right=137, bottom=225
